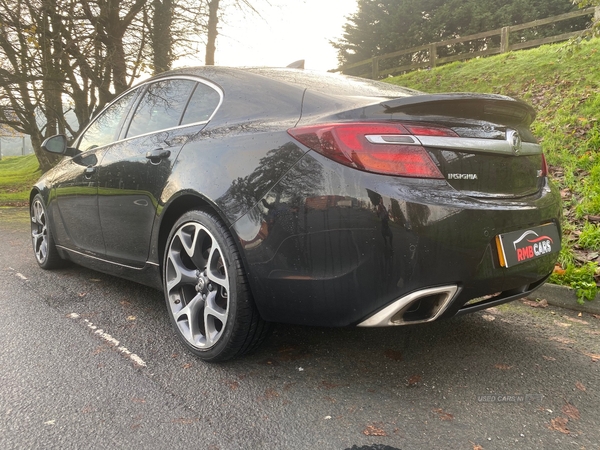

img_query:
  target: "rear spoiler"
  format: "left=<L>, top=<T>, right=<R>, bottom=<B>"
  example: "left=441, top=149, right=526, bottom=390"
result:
left=380, top=93, right=536, bottom=127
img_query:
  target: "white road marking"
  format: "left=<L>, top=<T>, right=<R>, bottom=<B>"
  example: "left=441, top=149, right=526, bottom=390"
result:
left=67, top=315, right=148, bottom=368
left=16, top=273, right=27, bottom=280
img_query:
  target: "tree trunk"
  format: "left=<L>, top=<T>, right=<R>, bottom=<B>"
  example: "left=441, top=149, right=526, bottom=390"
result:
left=205, top=0, right=220, bottom=65
left=110, top=37, right=129, bottom=94
left=41, top=0, right=65, bottom=137
left=30, top=132, right=61, bottom=173
left=152, top=0, right=173, bottom=74
left=104, top=0, right=145, bottom=94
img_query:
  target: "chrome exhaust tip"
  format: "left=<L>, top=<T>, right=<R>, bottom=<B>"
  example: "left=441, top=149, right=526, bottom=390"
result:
left=357, top=285, right=460, bottom=327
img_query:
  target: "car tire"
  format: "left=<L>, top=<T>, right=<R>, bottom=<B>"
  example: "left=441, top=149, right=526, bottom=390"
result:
left=163, top=209, right=271, bottom=362
left=31, top=194, right=65, bottom=270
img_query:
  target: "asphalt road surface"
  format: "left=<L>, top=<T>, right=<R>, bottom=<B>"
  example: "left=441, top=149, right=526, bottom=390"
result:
left=1, top=207, right=599, bottom=450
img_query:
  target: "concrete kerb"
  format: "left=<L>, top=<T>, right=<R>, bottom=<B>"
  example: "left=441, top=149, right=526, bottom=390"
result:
left=527, top=282, right=600, bottom=315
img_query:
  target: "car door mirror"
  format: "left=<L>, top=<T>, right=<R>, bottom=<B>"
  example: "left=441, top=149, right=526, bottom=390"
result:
left=41, top=135, right=67, bottom=155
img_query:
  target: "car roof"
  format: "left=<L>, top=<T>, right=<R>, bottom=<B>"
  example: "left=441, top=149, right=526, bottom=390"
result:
left=153, top=66, right=419, bottom=99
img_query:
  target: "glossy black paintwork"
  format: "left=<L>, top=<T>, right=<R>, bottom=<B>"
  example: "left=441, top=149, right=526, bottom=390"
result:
left=230, top=149, right=560, bottom=326
left=32, top=67, right=562, bottom=327
left=427, top=149, right=543, bottom=197
left=297, top=90, right=538, bottom=143
left=97, top=126, right=202, bottom=267
left=48, top=149, right=105, bottom=256
left=380, top=93, right=537, bottom=127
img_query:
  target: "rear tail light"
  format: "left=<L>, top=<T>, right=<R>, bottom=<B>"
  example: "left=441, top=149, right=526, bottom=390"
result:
left=402, top=124, right=457, bottom=137
left=287, top=122, right=452, bottom=178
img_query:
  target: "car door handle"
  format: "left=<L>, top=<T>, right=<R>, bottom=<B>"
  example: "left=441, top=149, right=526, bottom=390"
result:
left=84, top=166, right=96, bottom=178
left=146, top=148, right=171, bottom=162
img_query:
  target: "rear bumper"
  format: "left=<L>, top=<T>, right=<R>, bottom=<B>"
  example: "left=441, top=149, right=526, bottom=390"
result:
left=232, top=152, right=562, bottom=327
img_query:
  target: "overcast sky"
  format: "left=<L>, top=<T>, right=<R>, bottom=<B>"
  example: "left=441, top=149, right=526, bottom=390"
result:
left=175, top=0, right=358, bottom=72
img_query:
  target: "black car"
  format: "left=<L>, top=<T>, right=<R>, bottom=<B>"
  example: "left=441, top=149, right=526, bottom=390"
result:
left=31, top=67, right=562, bottom=361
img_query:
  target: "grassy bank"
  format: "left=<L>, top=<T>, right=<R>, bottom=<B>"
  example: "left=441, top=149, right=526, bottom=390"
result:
left=386, top=38, right=600, bottom=301
left=0, top=154, right=40, bottom=207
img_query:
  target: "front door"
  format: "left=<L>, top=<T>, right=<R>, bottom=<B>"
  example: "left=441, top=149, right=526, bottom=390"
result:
left=52, top=90, right=139, bottom=257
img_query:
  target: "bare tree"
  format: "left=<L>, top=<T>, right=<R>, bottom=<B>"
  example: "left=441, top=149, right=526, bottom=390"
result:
left=204, top=0, right=264, bottom=66
left=205, top=0, right=219, bottom=65
left=0, top=0, right=149, bottom=171
left=0, top=0, right=266, bottom=171
left=152, top=0, right=174, bottom=73
left=150, top=1, right=210, bottom=73
left=0, top=0, right=65, bottom=170
left=75, top=0, right=148, bottom=99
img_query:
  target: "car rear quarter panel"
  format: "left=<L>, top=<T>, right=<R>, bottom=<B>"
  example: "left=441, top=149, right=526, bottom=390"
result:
left=231, top=149, right=562, bottom=327
left=149, top=72, right=307, bottom=265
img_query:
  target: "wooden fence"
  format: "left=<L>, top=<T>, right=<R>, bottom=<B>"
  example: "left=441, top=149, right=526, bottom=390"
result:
left=334, top=7, right=599, bottom=79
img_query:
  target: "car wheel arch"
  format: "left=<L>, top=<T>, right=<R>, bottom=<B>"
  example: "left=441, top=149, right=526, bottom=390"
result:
left=30, top=182, right=54, bottom=206
left=29, top=188, right=40, bottom=205
left=155, top=193, right=247, bottom=284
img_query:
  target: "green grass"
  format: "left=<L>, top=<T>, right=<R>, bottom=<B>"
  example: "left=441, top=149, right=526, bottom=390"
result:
left=579, top=222, right=600, bottom=251
left=386, top=38, right=600, bottom=301
left=0, top=154, right=40, bottom=206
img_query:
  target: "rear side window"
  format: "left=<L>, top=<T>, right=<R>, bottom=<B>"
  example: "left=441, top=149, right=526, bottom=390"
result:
left=181, top=83, right=221, bottom=125
left=126, top=79, right=196, bottom=138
